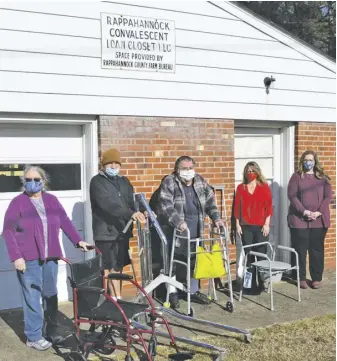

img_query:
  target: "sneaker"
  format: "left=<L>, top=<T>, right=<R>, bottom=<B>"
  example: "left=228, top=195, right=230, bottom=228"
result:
left=190, top=291, right=211, bottom=305
left=169, top=293, right=180, bottom=310
left=26, top=338, right=52, bottom=351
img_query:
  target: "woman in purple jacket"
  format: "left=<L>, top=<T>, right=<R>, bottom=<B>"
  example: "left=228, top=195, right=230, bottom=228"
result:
left=2, top=166, right=91, bottom=351
left=287, top=150, right=332, bottom=290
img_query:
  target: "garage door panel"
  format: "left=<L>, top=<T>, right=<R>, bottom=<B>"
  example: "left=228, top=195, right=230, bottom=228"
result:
left=0, top=270, right=22, bottom=306
left=58, top=196, right=85, bottom=262
left=0, top=124, right=83, bottom=163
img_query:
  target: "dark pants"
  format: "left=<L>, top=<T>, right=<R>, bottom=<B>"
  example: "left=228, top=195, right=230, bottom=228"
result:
left=241, top=225, right=268, bottom=263
left=241, top=225, right=268, bottom=291
left=290, top=228, right=327, bottom=282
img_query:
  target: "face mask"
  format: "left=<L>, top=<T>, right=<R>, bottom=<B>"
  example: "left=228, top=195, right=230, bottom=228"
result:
left=179, top=169, right=195, bottom=181
left=247, top=173, right=257, bottom=182
left=24, top=180, right=43, bottom=194
left=303, top=161, right=314, bottom=171
left=106, top=167, right=120, bottom=177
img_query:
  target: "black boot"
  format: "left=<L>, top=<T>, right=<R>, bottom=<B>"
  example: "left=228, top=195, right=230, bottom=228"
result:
left=43, top=295, right=64, bottom=345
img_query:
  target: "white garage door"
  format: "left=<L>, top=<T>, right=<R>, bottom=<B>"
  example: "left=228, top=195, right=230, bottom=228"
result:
left=0, top=123, right=85, bottom=310
left=234, top=127, right=281, bottom=246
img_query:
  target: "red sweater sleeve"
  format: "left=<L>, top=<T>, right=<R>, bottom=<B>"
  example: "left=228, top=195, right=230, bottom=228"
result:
left=234, top=184, right=242, bottom=219
left=264, top=183, right=273, bottom=218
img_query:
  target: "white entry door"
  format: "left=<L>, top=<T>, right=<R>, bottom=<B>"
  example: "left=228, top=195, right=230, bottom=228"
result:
left=0, top=123, right=85, bottom=310
left=234, top=127, right=281, bottom=246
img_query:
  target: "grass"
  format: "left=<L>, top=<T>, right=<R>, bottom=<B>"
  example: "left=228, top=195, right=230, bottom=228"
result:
left=93, top=314, right=336, bottom=361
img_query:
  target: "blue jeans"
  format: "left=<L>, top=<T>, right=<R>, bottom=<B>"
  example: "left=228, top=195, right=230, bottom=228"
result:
left=17, top=260, right=58, bottom=342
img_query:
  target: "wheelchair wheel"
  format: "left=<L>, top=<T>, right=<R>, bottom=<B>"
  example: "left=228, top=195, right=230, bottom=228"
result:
left=125, top=355, right=134, bottom=361
left=148, top=336, right=157, bottom=358
left=65, top=351, right=86, bottom=361
left=93, top=334, right=116, bottom=355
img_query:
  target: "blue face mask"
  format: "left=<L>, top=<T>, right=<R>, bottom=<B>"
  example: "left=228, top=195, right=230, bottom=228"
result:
left=24, top=180, right=43, bottom=194
left=105, top=167, right=120, bottom=177
left=303, top=161, right=314, bottom=171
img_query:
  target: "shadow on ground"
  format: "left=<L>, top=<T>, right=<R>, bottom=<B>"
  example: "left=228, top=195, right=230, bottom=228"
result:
left=0, top=270, right=335, bottom=361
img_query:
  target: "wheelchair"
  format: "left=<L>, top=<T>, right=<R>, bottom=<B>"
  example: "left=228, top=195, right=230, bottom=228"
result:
left=61, top=246, right=192, bottom=361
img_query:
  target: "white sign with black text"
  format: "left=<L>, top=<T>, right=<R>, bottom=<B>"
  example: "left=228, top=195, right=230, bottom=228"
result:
left=101, top=13, right=175, bottom=73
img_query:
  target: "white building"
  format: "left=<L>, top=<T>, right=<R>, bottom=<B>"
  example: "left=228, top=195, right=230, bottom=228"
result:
left=0, top=1, right=335, bottom=310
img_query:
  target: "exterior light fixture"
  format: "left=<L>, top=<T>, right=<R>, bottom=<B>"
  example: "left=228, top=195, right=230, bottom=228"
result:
left=264, top=76, right=276, bottom=94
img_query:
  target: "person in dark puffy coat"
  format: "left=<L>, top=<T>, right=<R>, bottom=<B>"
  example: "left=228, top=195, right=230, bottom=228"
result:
left=90, top=148, right=145, bottom=299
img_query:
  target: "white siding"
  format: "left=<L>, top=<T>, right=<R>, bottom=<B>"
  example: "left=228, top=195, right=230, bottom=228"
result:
left=0, top=1, right=335, bottom=122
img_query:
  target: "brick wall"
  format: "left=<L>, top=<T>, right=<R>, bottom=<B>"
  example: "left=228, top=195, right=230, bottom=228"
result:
left=99, top=116, right=235, bottom=292
left=295, top=122, right=336, bottom=268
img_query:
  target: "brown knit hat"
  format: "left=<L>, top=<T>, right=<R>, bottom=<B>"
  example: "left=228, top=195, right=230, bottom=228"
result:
left=102, top=148, right=121, bottom=166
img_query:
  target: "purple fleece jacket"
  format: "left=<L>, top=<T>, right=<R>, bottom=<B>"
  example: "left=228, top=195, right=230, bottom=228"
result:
left=2, top=192, right=82, bottom=262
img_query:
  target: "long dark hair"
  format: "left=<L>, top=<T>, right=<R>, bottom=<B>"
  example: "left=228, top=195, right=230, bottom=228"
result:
left=297, top=150, right=330, bottom=182
left=242, top=161, right=267, bottom=185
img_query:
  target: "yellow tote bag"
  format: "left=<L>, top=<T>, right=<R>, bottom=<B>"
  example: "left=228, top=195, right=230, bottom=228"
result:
left=193, top=243, right=226, bottom=280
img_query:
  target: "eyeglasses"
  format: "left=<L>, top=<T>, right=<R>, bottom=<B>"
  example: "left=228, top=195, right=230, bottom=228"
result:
left=24, top=178, right=41, bottom=182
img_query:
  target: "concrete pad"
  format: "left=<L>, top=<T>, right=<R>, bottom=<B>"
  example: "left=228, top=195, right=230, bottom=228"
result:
left=0, top=270, right=335, bottom=361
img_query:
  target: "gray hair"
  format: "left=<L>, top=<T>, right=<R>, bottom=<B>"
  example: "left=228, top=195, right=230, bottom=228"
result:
left=21, top=165, right=49, bottom=191
left=174, top=156, right=196, bottom=173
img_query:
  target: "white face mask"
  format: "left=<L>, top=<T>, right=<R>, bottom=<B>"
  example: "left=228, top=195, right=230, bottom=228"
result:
left=179, top=169, right=195, bottom=181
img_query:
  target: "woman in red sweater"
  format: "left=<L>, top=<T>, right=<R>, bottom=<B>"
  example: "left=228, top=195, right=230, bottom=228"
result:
left=234, top=161, right=273, bottom=293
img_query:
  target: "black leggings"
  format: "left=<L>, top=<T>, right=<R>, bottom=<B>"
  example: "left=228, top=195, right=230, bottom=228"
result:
left=241, top=225, right=268, bottom=290
left=241, top=225, right=268, bottom=264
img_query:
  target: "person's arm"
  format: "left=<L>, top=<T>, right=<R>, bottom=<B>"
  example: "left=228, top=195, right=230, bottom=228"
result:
left=2, top=199, right=22, bottom=262
left=55, top=197, right=82, bottom=247
left=287, top=173, right=307, bottom=216
left=125, top=177, right=137, bottom=212
left=234, top=185, right=243, bottom=235
left=90, top=177, right=134, bottom=221
left=204, top=182, right=221, bottom=223
left=158, top=178, right=183, bottom=229
left=264, top=183, right=273, bottom=223
left=317, top=179, right=333, bottom=214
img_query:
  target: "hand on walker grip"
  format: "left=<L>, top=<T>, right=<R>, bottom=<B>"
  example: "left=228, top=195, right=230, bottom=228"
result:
left=132, top=211, right=146, bottom=223
left=214, top=219, right=225, bottom=229
left=78, top=241, right=91, bottom=252
left=178, top=222, right=188, bottom=232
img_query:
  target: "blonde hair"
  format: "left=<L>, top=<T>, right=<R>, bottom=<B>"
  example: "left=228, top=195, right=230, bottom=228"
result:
left=242, top=161, right=267, bottom=185
left=297, top=150, right=331, bottom=183
left=21, top=165, right=49, bottom=191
